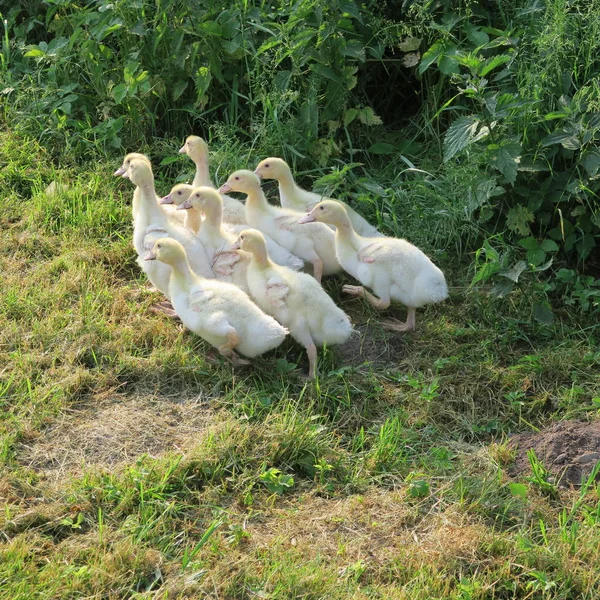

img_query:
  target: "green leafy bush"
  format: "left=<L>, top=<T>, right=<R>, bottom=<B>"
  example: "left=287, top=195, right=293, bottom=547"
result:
left=420, top=0, right=600, bottom=267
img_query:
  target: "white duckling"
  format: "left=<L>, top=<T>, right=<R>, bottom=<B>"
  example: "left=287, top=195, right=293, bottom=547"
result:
left=254, top=157, right=383, bottom=237
left=179, top=135, right=247, bottom=225
left=124, top=159, right=214, bottom=297
left=177, top=186, right=252, bottom=293
left=299, top=200, right=447, bottom=331
left=114, top=152, right=185, bottom=226
left=145, top=238, right=288, bottom=364
left=219, top=170, right=340, bottom=283
left=169, top=183, right=304, bottom=271
left=159, top=183, right=203, bottom=234
left=231, top=229, right=353, bottom=379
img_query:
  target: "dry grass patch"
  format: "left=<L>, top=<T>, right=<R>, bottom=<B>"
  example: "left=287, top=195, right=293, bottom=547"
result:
left=17, top=394, right=212, bottom=483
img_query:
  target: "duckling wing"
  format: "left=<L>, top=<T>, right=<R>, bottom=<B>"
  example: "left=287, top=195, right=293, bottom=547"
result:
left=212, top=250, right=240, bottom=276
left=265, top=276, right=290, bottom=309
left=358, top=241, right=389, bottom=264
left=189, top=289, right=215, bottom=311
left=274, top=214, right=298, bottom=231
left=142, top=227, right=169, bottom=251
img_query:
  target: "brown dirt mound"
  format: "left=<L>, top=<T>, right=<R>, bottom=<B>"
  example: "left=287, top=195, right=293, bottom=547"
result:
left=18, top=395, right=211, bottom=483
left=510, top=420, right=600, bottom=487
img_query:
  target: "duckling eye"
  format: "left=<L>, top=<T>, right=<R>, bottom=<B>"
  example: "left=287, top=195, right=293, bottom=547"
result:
left=319, top=206, right=325, bottom=211
left=157, top=244, right=162, bottom=249
left=265, top=163, right=270, bottom=168
left=240, top=235, right=244, bottom=240
left=177, top=191, right=182, bottom=195
left=235, top=176, right=240, bottom=181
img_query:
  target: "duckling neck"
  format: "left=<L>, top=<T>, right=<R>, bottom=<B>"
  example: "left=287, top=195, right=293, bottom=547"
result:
left=138, top=182, right=163, bottom=223
left=245, top=188, right=274, bottom=215
left=277, top=170, right=299, bottom=198
left=185, top=208, right=202, bottom=234
left=169, top=254, right=196, bottom=288
left=250, top=245, right=271, bottom=270
left=192, top=155, right=213, bottom=187
left=335, top=221, right=361, bottom=251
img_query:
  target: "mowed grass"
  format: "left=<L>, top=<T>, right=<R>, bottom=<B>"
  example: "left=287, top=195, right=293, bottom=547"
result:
left=1, top=130, right=600, bottom=599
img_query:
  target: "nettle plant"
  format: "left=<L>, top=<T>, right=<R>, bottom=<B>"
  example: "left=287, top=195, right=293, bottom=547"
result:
left=420, top=9, right=600, bottom=273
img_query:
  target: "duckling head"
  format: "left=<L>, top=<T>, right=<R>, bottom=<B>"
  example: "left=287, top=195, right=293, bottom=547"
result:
left=298, top=200, right=349, bottom=226
left=219, top=170, right=260, bottom=195
left=254, top=157, right=290, bottom=181
left=114, top=152, right=150, bottom=176
left=123, top=158, right=154, bottom=187
left=144, top=237, right=185, bottom=264
left=179, top=135, right=208, bottom=162
left=178, top=186, right=221, bottom=211
left=230, top=228, right=267, bottom=255
left=160, top=183, right=194, bottom=206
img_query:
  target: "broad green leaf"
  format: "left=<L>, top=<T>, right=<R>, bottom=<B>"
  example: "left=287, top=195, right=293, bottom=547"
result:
left=542, top=128, right=581, bottom=149
left=443, top=116, right=480, bottom=162
left=24, top=48, right=46, bottom=58
left=195, top=66, right=212, bottom=98
left=491, top=280, right=514, bottom=297
left=172, top=80, right=188, bottom=102
left=526, top=248, right=546, bottom=266
left=533, top=302, right=554, bottom=325
left=508, top=483, right=528, bottom=498
left=418, top=41, right=444, bottom=74
left=368, top=142, right=395, bottom=155
left=357, top=107, right=382, bottom=126
left=465, top=22, right=489, bottom=46
left=256, top=39, right=281, bottom=56
left=489, top=141, right=521, bottom=184
left=518, top=237, right=539, bottom=251
left=501, top=260, right=527, bottom=282
left=342, top=41, right=366, bottom=62
left=200, top=21, right=222, bottom=36
left=478, top=53, right=512, bottom=77
left=539, top=239, right=559, bottom=252
left=471, top=260, right=501, bottom=286
left=273, top=70, right=292, bottom=92
left=581, top=150, right=600, bottom=176
left=438, top=54, right=459, bottom=75
left=343, top=108, right=358, bottom=127
left=398, top=36, right=421, bottom=52
left=112, top=83, right=128, bottom=104
left=576, top=235, right=596, bottom=260
left=506, top=204, right=534, bottom=235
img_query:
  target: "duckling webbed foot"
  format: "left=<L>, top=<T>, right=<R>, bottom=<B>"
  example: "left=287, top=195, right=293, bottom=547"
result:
left=150, top=301, right=180, bottom=320
left=342, top=285, right=391, bottom=310
left=218, top=330, right=251, bottom=366
left=381, top=307, right=416, bottom=332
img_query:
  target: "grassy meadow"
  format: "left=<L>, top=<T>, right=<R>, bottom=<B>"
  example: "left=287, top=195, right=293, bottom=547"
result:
left=1, top=0, right=600, bottom=598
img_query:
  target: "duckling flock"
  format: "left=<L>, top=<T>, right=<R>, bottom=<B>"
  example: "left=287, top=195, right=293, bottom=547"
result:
left=114, top=136, right=448, bottom=378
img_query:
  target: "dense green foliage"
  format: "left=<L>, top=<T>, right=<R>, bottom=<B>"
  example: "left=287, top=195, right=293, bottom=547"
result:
left=1, top=0, right=599, bottom=314
left=1, top=2, right=600, bottom=598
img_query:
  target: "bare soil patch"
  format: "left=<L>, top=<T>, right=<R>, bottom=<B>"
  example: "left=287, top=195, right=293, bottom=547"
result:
left=335, top=322, right=407, bottom=366
left=510, top=420, right=600, bottom=487
left=18, top=395, right=212, bottom=482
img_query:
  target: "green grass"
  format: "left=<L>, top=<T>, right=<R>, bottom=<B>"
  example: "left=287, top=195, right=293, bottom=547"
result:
left=1, top=128, right=599, bottom=599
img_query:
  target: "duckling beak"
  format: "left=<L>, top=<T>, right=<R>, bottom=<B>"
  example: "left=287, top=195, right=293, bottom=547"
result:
left=219, top=183, right=232, bottom=194
left=177, top=199, right=192, bottom=210
left=144, top=250, right=157, bottom=261
left=230, top=240, right=241, bottom=251
left=297, top=212, right=316, bottom=224
left=178, top=145, right=186, bottom=154
left=121, top=171, right=131, bottom=179
left=253, top=168, right=263, bottom=179
left=159, top=194, right=173, bottom=205
left=113, top=166, right=126, bottom=176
